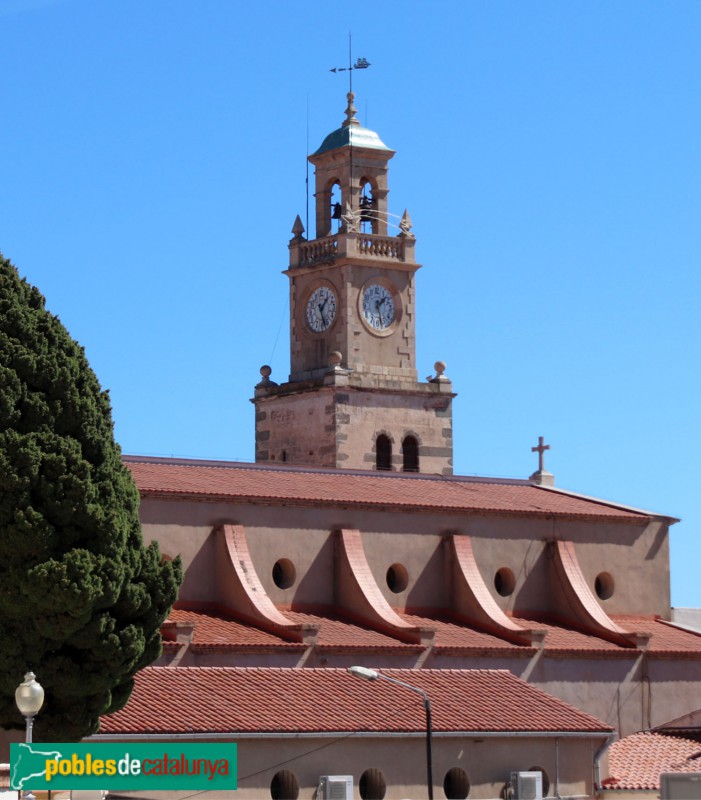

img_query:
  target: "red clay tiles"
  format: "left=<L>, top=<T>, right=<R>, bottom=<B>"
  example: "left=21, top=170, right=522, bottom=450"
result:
left=125, top=457, right=649, bottom=523
left=401, top=612, right=533, bottom=654
left=100, top=667, right=611, bottom=736
left=610, top=616, right=701, bottom=655
left=604, top=731, right=701, bottom=790
left=162, top=609, right=701, bottom=656
left=166, top=608, right=305, bottom=650
left=286, top=610, right=421, bottom=650
left=514, top=616, right=627, bottom=654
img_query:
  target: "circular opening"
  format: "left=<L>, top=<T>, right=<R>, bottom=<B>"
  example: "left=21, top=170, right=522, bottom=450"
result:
left=444, top=767, right=470, bottom=799
left=386, top=563, right=409, bottom=593
left=528, top=767, right=551, bottom=797
left=494, top=567, right=515, bottom=597
left=270, top=770, right=299, bottom=800
left=272, top=558, right=296, bottom=590
left=359, top=768, right=387, bottom=800
left=595, top=571, right=614, bottom=600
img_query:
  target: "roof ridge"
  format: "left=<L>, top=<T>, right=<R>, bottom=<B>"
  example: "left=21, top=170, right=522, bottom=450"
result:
left=122, top=454, right=530, bottom=486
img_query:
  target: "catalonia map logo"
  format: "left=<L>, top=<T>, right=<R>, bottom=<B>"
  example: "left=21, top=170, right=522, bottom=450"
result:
left=10, top=742, right=237, bottom=791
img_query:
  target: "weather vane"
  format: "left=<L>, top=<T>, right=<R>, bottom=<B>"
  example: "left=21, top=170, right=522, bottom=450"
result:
left=329, top=33, right=371, bottom=93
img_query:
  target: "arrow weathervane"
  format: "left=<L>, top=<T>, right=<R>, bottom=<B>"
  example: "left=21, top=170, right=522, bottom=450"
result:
left=330, top=34, right=371, bottom=93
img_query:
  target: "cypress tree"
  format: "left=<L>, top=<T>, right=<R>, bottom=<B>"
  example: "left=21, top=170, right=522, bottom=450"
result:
left=0, top=254, right=182, bottom=741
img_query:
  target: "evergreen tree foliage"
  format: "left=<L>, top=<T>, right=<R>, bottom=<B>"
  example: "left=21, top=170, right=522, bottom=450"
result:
left=0, top=255, right=182, bottom=741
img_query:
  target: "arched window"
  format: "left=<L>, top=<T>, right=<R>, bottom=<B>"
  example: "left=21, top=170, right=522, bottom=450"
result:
left=359, top=768, right=386, bottom=800
left=330, top=181, right=342, bottom=233
left=270, top=770, right=299, bottom=800
left=376, top=434, right=392, bottom=471
left=402, top=435, right=419, bottom=472
left=359, top=179, right=376, bottom=234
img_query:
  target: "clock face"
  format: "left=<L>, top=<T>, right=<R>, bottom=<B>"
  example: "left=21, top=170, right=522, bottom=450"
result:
left=305, top=285, right=337, bottom=333
left=362, top=284, right=395, bottom=332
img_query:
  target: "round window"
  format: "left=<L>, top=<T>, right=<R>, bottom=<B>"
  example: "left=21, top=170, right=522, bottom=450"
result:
left=595, top=571, right=614, bottom=600
left=494, top=567, right=515, bottom=597
left=272, top=558, right=296, bottom=590
left=386, top=563, right=409, bottom=593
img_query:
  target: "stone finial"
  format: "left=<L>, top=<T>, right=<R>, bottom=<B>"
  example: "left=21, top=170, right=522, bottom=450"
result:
left=291, top=215, right=305, bottom=241
left=529, top=436, right=555, bottom=486
left=399, top=209, right=414, bottom=238
left=427, top=360, right=450, bottom=383
left=256, top=364, right=278, bottom=389
left=342, top=91, right=359, bottom=128
left=325, top=351, right=350, bottom=382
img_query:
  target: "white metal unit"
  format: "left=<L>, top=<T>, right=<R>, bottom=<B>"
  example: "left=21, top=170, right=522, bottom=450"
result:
left=510, top=771, right=543, bottom=800
left=660, top=772, right=701, bottom=799
left=318, top=775, right=353, bottom=800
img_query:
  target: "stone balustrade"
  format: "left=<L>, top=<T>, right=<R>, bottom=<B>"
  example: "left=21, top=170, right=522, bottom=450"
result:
left=357, top=234, right=404, bottom=259
left=290, top=232, right=414, bottom=268
left=296, top=237, right=338, bottom=267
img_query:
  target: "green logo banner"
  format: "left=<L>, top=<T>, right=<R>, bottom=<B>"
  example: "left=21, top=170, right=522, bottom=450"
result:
left=10, top=742, right=237, bottom=791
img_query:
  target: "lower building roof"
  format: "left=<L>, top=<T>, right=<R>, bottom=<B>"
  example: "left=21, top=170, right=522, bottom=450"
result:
left=98, top=666, right=611, bottom=737
left=603, top=731, right=701, bottom=790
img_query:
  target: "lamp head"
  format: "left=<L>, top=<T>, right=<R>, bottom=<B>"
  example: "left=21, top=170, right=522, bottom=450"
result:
left=15, top=672, right=44, bottom=717
left=348, top=666, right=379, bottom=681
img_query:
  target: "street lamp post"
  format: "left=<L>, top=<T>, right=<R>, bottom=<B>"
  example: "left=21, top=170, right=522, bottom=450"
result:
left=15, top=672, right=45, bottom=800
left=348, top=666, right=433, bottom=800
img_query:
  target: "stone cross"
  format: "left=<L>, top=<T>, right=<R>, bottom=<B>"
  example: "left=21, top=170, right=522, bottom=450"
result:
left=531, top=436, right=550, bottom=472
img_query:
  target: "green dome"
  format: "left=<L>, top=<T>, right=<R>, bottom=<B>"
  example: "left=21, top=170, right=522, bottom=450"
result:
left=314, top=123, right=392, bottom=155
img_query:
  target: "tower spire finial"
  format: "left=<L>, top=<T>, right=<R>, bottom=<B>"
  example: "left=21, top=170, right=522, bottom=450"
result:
left=343, top=91, right=359, bottom=128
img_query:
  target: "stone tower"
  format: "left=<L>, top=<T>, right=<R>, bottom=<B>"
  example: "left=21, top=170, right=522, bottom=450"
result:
left=253, top=94, right=455, bottom=474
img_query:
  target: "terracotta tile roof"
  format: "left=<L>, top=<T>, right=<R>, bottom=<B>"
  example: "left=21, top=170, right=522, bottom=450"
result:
left=655, top=708, right=701, bottom=731
left=125, top=457, right=649, bottom=523
left=604, top=731, right=701, bottom=790
left=285, top=610, right=421, bottom=650
left=509, top=615, right=701, bottom=657
left=516, top=616, right=628, bottom=655
left=166, top=608, right=305, bottom=650
left=162, top=609, right=701, bottom=658
left=610, top=616, right=701, bottom=655
left=401, top=612, right=532, bottom=653
left=99, top=667, right=611, bottom=736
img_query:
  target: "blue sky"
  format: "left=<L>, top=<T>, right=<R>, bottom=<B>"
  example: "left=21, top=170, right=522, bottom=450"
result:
left=1, top=1, right=699, bottom=606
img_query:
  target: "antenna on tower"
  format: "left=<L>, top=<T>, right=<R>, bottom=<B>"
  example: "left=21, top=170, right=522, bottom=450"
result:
left=305, top=93, right=310, bottom=237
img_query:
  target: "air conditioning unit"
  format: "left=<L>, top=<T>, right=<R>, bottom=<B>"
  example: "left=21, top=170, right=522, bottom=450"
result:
left=318, top=774, right=353, bottom=800
left=510, top=771, right=543, bottom=800
left=660, top=772, right=701, bottom=799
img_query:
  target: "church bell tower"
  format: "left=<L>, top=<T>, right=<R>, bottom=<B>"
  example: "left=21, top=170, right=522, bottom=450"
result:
left=253, top=93, right=455, bottom=474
